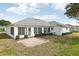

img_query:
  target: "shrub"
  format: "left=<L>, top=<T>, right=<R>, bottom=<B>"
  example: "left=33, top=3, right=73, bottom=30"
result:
left=35, top=34, right=40, bottom=37
left=24, top=35, right=28, bottom=38
left=0, top=28, right=5, bottom=32
left=62, top=32, right=73, bottom=35
left=47, top=33, right=53, bottom=35
left=35, top=33, right=53, bottom=37
left=15, top=36, right=19, bottom=40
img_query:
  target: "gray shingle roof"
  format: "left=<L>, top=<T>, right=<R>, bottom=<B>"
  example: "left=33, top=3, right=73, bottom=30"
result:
left=49, top=21, right=66, bottom=27
left=10, top=18, right=50, bottom=27
left=8, top=18, right=68, bottom=28
left=65, top=24, right=74, bottom=28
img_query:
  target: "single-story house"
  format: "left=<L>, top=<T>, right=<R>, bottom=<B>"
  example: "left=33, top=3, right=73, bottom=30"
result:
left=6, top=18, right=71, bottom=39
left=6, top=18, right=51, bottom=39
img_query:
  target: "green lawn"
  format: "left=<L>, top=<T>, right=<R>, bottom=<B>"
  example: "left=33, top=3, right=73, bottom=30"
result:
left=0, top=33, right=79, bottom=56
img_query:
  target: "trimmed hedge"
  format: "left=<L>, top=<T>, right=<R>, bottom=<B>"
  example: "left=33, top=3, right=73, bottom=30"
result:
left=35, top=33, right=53, bottom=37
left=62, top=32, right=73, bottom=35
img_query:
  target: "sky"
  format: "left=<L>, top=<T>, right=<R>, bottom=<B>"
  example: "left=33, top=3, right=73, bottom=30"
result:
left=0, top=3, right=79, bottom=25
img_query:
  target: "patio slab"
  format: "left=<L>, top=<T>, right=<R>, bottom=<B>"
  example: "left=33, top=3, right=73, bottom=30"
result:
left=17, top=37, right=49, bottom=47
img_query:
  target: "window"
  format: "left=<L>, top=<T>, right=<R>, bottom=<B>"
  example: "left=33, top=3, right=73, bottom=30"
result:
left=22, top=27, right=25, bottom=35
left=51, top=28, right=53, bottom=30
left=11, top=27, right=14, bottom=35
left=34, top=27, right=37, bottom=34
left=18, top=27, right=25, bottom=35
left=38, top=28, right=42, bottom=34
left=48, top=28, right=50, bottom=33
left=44, top=28, right=47, bottom=33
left=18, top=27, right=21, bottom=35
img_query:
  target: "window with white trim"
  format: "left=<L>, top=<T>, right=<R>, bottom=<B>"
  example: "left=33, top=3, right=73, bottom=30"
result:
left=18, top=27, right=25, bottom=35
left=10, top=27, right=14, bottom=35
left=34, top=27, right=37, bottom=34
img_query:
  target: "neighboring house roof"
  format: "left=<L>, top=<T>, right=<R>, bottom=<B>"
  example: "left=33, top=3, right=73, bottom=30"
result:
left=65, top=24, right=74, bottom=28
left=49, top=21, right=66, bottom=27
left=9, top=18, right=50, bottom=27
left=74, top=26, right=79, bottom=28
left=75, top=25, right=79, bottom=27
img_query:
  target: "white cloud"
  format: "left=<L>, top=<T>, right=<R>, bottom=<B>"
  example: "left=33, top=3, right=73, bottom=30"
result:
left=6, top=3, right=40, bottom=15
left=33, top=14, right=60, bottom=21
left=6, top=3, right=49, bottom=15
left=52, top=3, right=68, bottom=11
left=30, top=3, right=49, bottom=8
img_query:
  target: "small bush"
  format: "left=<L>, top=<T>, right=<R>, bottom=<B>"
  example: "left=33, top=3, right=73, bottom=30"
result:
left=41, top=33, right=46, bottom=36
left=35, top=33, right=53, bottom=37
left=62, top=32, right=73, bottom=35
left=47, top=33, right=53, bottom=35
left=35, top=34, right=41, bottom=37
left=24, top=35, right=28, bottom=38
left=15, top=36, right=19, bottom=40
left=0, top=28, right=5, bottom=32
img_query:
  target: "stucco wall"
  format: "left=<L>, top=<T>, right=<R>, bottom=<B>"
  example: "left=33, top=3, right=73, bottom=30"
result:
left=62, top=27, right=70, bottom=33
left=50, top=27, right=61, bottom=35
left=50, top=27, right=70, bottom=35
left=6, top=26, right=70, bottom=39
left=6, top=27, right=14, bottom=38
left=6, top=27, right=18, bottom=39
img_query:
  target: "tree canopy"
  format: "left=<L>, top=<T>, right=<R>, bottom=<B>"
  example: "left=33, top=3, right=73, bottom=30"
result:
left=65, top=3, right=79, bottom=20
left=0, top=19, right=11, bottom=26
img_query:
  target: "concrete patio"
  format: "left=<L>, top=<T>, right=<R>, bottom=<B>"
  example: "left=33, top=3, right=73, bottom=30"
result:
left=17, top=37, right=49, bottom=47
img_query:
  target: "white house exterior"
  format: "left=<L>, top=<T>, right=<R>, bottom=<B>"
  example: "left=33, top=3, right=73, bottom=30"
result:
left=6, top=18, right=51, bottom=39
left=74, top=26, right=79, bottom=32
left=65, top=24, right=75, bottom=32
left=6, top=18, right=71, bottom=39
left=51, top=27, right=70, bottom=35
left=49, top=21, right=70, bottom=35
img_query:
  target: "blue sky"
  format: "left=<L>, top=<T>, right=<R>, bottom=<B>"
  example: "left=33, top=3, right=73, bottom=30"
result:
left=0, top=3, right=78, bottom=25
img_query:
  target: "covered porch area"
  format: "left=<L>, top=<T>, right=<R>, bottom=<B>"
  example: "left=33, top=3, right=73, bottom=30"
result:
left=11, top=26, right=51, bottom=39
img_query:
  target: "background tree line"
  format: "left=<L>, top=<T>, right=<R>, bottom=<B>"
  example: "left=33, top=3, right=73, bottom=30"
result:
left=0, top=19, right=11, bottom=26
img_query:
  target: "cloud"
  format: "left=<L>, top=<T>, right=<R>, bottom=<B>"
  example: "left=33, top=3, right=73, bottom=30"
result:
left=52, top=3, right=68, bottom=11
left=33, top=14, right=60, bottom=21
left=29, top=3, right=49, bottom=8
left=6, top=3, right=40, bottom=15
left=6, top=3, right=49, bottom=15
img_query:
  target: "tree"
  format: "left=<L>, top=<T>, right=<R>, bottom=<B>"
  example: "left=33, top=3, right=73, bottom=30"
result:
left=0, top=19, right=11, bottom=26
left=65, top=3, right=79, bottom=23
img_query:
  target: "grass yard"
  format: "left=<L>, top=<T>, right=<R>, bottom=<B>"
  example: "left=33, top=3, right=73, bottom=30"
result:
left=0, top=33, right=79, bottom=55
